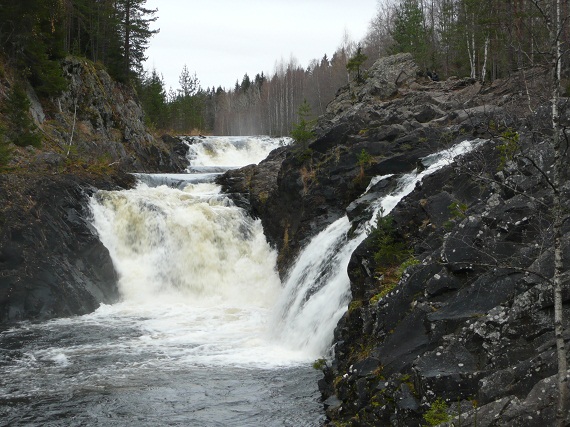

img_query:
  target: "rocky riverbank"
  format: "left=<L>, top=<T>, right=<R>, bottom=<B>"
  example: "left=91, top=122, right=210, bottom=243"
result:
left=221, top=54, right=570, bottom=425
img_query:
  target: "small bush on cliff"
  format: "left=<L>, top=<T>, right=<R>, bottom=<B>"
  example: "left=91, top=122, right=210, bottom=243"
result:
left=369, top=211, right=417, bottom=303
left=347, top=44, right=368, bottom=83
left=370, top=212, right=411, bottom=267
left=444, top=200, right=468, bottom=229
left=423, top=397, right=451, bottom=425
left=497, top=127, right=520, bottom=170
left=356, top=149, right=374, bottom=181
left=291, top=99, right=315, bottom=146
left=312, top=358, right=327, bottom=370
left=0, top=125, right=12, bottom=168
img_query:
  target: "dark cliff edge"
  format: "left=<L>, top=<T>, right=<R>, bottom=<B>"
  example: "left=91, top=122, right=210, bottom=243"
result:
left=0, top=57, right=188, bottom=325
left=220, top=53, right=570, bottom=425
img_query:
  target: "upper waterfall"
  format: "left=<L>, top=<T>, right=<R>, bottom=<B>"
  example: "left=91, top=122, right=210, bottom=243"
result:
left=181, top=135, right=291, bottom=171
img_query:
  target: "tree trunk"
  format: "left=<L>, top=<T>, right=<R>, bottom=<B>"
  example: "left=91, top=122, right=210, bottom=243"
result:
left=123, top=0, right=131, bottom=79
left=550, top=1, right=569, bottom=424
left=481, top=34, right=489, bottom=83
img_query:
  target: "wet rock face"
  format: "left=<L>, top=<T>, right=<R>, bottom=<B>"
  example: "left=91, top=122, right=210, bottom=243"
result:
left=0, top=57, right=190, bottom=325
left=223, top=53, right=569, bottom=425
left=0, top=174, right=129, bottom=324
left=320, top=140, right=570, bottom=425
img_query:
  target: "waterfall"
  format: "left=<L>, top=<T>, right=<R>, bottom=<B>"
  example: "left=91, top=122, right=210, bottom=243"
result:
left=274, top=139, right=485, bottom=356
left=89, top=136, right=314, bottom=368
left=90, top=183, right=280, bottom=307
left=0, top=136, right=486, bottom=427
left=89, top=137, right=484, bottom=364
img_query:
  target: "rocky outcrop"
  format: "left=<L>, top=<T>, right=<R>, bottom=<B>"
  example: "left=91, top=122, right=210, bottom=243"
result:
left=221, top=53, right=570, bottom=425
left=324, top=139, right=570, bottom=426
left=4, top=57, right=189, bottom=174
left=221, top=53, right=530, bottom=274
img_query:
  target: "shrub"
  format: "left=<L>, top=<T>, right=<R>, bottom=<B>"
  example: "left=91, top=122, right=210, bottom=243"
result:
left=497, top=127, right=519, bottom=170
left=356, top=149, right=374, bottom=181
left=371, top=213, right=411, bottom=267
left=423, top=397, right=451, bottom=426
left=368, top=213, right=418, bottom=304
left=312, top=358, right=327, bottom=370
left=291, top=99, right=315, bottom=145
left=0, top=125, right=12, bottom=168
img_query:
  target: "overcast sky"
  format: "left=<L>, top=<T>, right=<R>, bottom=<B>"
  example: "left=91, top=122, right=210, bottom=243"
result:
left=143, top=0, right=379, bottom=91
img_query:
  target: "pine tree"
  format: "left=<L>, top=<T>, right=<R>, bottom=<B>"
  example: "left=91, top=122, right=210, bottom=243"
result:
left=290, top=99, right=314, bottom=145
left=2, top=84, right=42, bottom=148
left=113, top=0, right=159, bottom=81
left=138, top=69, right=168, bottom=129
left=0, top=0, right=67, bottom=96
left=391, top=0, right=431, bottom=69
left=347, top=44, right=368, bottom=83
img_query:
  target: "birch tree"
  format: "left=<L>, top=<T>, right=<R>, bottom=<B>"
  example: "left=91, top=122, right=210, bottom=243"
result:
left=538, top=0, right=570, bottom=422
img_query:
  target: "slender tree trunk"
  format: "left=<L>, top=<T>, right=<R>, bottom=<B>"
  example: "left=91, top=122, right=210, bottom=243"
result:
left=467, top=13, right=477, bottom=81
left=550, top=1, right=569, bottom=424
left=481, top=34, right=490, bottom=83
left=123, top=0, right=131, bottom=79
left=66, top=97, right=78, bottom=157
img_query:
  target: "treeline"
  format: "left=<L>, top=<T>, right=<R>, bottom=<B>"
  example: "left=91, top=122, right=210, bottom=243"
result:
left=211, top=52, right=352, bottom=136
left=137, top=65, right=208, bottom=134
left=137, top=47, right=356, bottom=136
left=0, top=0, right=157, bottom=96
left=138, top=0, right=570, bottom=137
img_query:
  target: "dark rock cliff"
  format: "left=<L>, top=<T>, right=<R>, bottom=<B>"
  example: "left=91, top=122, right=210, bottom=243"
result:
left=0, top=57, right=187, bottom=325
left=0, top=173, right=130, bottom=323
left=220, top=54, right=570, bottom=425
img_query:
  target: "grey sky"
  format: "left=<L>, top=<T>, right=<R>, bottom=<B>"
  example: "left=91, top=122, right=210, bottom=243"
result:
left=143, top=0, right=378, bottom=91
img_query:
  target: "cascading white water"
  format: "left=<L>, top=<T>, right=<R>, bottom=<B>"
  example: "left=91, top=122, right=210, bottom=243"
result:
left=88, top=137, right=315, bottom=367
left=89, top=137, right=483, bottom=362
left=91, top=183, right=278, bottom=306
left=182, top=135, right=291, bottom=170
left=274, top=139, right=485, bottom=356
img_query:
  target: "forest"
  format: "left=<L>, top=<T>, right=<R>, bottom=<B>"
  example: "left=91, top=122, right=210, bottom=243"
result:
left=0, top=0, right=157, bottom=91
left=1, top=0, right=570, bottom=137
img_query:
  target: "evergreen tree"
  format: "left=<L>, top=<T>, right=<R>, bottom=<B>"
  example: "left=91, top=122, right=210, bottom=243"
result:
left=0, top=0, right=67, bottom=96
left=391, top=0, right=431, bottom=69
left=178, top=65, right=199, bottom=98
left=138, top=69, right=168, bottom=129
left=290, top=99, right=315, bottom=145
left=254, top=72, right=266, bottom=88
left=172, top=65, right=203, bottom=132
left=347, top=44, right=368, bottom=82
left=240, top=74, right=251, bottom=92
left=2, top=84, right=42, bottom=148
left=63, top=0, right=121, bottom=70
left=113, top=0, right=159, bottom=81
